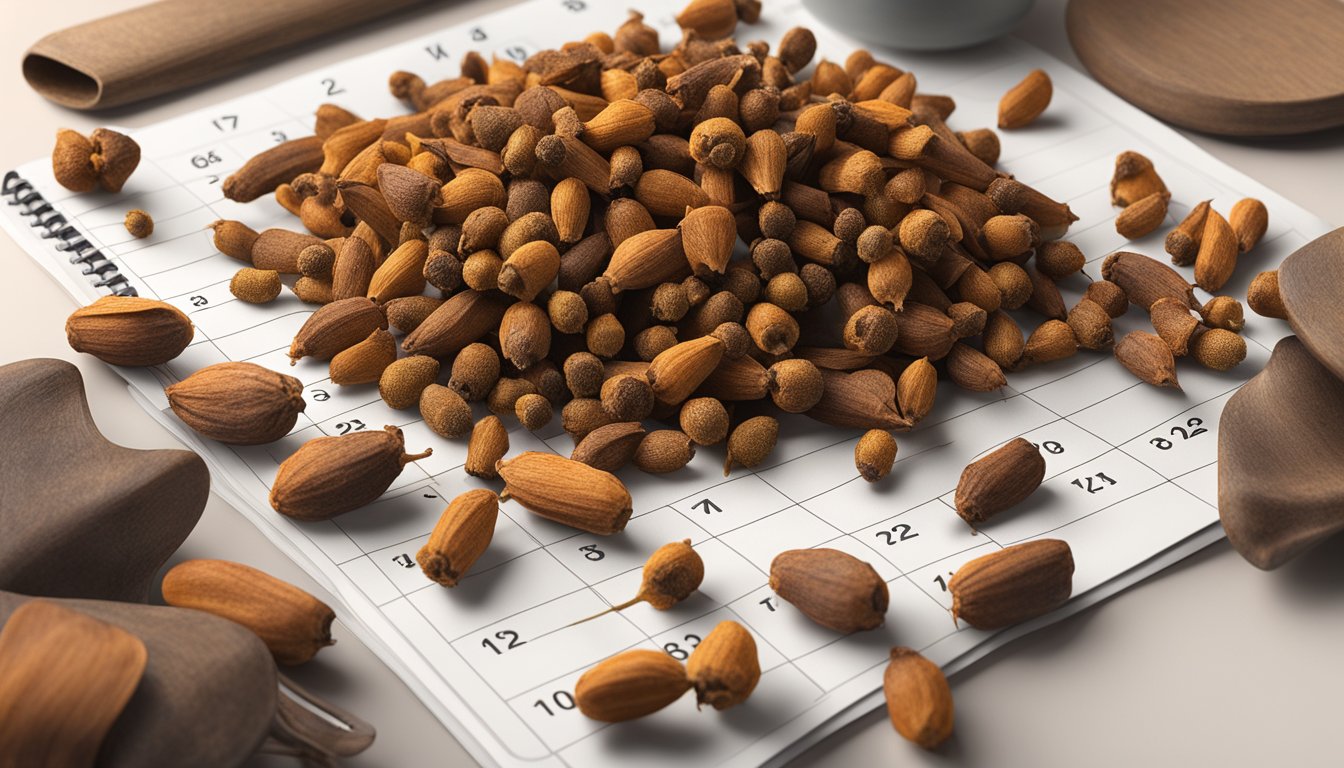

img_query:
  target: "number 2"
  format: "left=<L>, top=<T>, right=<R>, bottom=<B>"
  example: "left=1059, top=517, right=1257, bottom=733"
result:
left=321, top=77, right=346, bottom=96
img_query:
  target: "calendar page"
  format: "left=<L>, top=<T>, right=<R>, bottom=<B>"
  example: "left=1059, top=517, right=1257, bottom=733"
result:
left=1, top=0, right=1330, bottom=765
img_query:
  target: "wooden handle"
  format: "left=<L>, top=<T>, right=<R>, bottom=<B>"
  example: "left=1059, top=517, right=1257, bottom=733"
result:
left=22, top=0, right=430, bottom=110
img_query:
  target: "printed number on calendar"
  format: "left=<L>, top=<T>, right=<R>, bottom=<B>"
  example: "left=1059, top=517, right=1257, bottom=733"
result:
left=663, top=634, right=701, bottom=660
left=1150, top=417, right=1208, bottom=450
left=481, top=629, right=524, bottom=654
left=532, top=691, right=576, bottom=716
left=874, top=522, right=918, bottom=545
left=191, top=151, right=222, bottom=169
left=932, top=571, right=954, bottom=592
left=1071, top=471, right=1117, bottom=494
left=692, top=498, right=721, bottom=515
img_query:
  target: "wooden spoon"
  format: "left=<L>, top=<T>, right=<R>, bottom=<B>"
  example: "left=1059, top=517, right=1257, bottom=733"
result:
left=1279, top=226, right=1344, bottom=382
left=0, top=600, right=148, bottom=767
left=1218, top=336, right=1344, bottom=569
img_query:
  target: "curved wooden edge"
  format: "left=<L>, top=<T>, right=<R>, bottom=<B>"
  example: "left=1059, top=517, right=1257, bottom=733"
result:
left=1066, top=1, right=1344, bottom=136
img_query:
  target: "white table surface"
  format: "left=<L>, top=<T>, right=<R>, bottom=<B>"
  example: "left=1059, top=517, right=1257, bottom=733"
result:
left=2, top=1, right=1342, bottom=766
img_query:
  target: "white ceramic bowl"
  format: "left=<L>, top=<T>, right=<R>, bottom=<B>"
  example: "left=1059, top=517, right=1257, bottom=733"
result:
left=801, top=0, right=1035, bottom=51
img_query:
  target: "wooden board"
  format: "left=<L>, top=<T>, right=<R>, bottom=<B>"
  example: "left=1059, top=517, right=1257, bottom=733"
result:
left=1067, top=0, right=1344, bottom=136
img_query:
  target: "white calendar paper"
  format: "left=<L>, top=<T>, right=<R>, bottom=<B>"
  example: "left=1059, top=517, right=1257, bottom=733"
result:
left=1, top=1, right=1331, bottom=765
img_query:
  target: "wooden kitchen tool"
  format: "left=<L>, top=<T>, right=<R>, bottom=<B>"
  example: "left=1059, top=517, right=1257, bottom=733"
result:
left=23, top=0, right=430, bottom=110
left=1279, top=227, right=1344, bottom=382
left=0, top=591, right=376, bottom=766
left=0, top=600, right=148, bottom=767
left=1067, top=0, right=1344, bottom=135
left=1218, top=336, right=1344, bottom=569
left=0, top=358, right=208, bottom=602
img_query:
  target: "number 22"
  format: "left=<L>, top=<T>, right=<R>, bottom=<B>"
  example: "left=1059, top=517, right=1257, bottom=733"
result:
left=874, top=523, right=918, bottom=545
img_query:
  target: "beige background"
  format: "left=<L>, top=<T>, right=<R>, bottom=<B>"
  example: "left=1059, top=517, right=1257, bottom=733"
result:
left=3, top=1, right=1342, bottom=766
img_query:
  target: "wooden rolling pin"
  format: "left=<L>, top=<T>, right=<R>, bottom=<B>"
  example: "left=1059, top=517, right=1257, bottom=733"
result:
left=23, top=0, right=431, bottom=110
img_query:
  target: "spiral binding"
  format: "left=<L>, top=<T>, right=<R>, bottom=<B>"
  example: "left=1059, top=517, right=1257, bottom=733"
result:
left=3, top=170, right=137, bottom=297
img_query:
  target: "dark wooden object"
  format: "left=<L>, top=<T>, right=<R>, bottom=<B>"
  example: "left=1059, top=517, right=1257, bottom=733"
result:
left=1280, top=227, right=1344, bottom=382
left=1218, top=336, right=1344, bottom=569
left=0, top=358, right=208, bottom=602
left=0, top=592, right=376, bottom=766
left=1067, top=0, right=1344, bottom=135
left=0, top=600, right=148, bottom=766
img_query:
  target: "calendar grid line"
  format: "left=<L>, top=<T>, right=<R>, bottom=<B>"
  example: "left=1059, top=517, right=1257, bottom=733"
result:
left=139, top=251, right=222, bottom=278
left=161, top=275, right=230, bottom=301
left=96, top=209, right=214, bottom=256
left=721, top=604, right=829, bottom=697
left=789, top=439, right=952, bottom=509
left=674, top=510, right=835, bottom=694
left=950, top=500, right=1004, bottom=548
left=54, top=180, right=186, bottom=219
left=815, top=527, right=958, bottom=618
left=220, top=436, right=366, bottom=570
left=1064, top=200, right=1172, bottom=242
left=998, top=482, right=1170, bottom=546
left=1010, top=128, right=1125, bottom=185
left=1059, top=378, right=1145, bottom=417
left=498, top=616, right=737, bottom=709
left=242, top=344, right=294, bottom=364
left=999, top=123, right=1116, bottom=171
left=410, top=597, right=556, bottom=757
left=1014, top=357, right=1110, bottom=396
